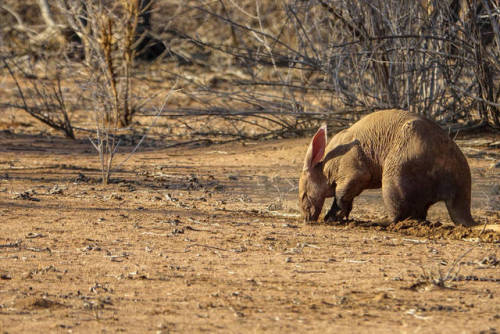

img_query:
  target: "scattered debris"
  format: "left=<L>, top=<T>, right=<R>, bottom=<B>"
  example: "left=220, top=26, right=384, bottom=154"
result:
left=479, top=255, right=499, bottom=267
left=74, top=173, right=90, bottom=183
left=13, top=190, right=40, bottom=201
left=48, top=185, right=65, bottom=195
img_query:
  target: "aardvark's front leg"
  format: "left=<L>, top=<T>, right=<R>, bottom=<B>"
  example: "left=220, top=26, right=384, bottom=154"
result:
left=324, top=197, right=340, bottom=222
left=325, top=180, right=361, bottom=222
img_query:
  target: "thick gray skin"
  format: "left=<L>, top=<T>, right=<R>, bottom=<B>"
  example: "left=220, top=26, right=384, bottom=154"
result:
left=299, top=109, right=475, bottom=226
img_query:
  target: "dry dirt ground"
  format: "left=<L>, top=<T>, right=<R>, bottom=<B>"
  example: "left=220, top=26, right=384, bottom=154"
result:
left=0, top=130, right=499, bottom=333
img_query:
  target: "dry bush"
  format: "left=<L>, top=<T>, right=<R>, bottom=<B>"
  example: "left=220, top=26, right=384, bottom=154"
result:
left=56, top=0, right=164, bottom=183
left=58, top=0, right=146, bottom=127
left=2, top=55, right=76, bottom=139
left=149, top=0, right=500, bottom=134
left=1, top=0, right=171, bottom=184
left=1, top=0, right=499, bottom=142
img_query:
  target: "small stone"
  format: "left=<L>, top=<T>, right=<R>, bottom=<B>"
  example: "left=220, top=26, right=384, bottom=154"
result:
left=373, top=292, right=388, bottom=302
left=490, top=160, right=500, bottom=169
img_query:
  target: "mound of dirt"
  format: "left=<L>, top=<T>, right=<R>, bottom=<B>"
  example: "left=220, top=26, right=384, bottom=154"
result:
left=323, top=218, right=500, bottom=243
left=15, top=297, right=65, bottom=310
left=386, top=219, right=500, bottom=243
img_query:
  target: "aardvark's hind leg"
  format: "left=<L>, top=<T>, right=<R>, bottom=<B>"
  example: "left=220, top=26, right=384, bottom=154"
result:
left=382, top=177, right=430, bottom=222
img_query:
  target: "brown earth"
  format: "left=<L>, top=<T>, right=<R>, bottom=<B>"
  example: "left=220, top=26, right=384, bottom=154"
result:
left=0, top=130, right=499, bottom=333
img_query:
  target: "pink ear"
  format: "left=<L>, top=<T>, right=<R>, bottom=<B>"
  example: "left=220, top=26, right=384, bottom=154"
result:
left=303, top=125, right=327, bottom=170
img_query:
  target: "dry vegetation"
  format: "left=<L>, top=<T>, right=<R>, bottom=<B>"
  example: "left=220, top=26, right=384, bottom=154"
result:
left=0, top=1, right=499, bottom=333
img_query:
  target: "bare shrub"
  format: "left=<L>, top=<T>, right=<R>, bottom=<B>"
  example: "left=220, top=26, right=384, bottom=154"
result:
left=2, top=55, right=75, bottom=138
left=157, top=0, right=500, bottom=135
left=58, top=0, right=145, bottom=128
left=51, top=0, right=161, bottom=184
left=1, top=0, right=499, bottom=142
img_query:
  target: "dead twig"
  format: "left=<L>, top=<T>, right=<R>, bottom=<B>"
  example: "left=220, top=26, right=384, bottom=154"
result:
left=293, top=270, right=327, bottom=274
left=24, top=246, right=51, bottom=253
left=186, top=243, right=229, bottom=252
left=0, top=240, right=22, bottom=248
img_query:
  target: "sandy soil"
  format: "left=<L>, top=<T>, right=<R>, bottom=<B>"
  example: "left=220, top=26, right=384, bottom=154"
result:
left=0, top=130, right=499, bottom=333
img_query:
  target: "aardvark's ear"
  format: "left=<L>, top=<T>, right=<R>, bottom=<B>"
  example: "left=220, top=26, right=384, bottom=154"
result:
left=303, top=124, right=327, bottom=171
